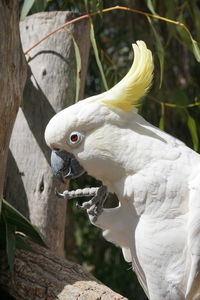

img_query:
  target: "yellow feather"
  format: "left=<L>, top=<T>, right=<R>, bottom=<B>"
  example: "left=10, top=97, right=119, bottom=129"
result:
left=99, top=41, right=154, bottom=112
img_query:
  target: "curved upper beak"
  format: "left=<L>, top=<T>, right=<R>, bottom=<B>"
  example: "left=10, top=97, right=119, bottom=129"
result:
left=51, top=150, right=85, bottom=183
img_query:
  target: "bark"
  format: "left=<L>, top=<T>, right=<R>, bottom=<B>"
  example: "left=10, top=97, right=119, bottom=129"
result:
left=0, top=0, right=27, bottom=199
left=0, top=6, right=127, bottom=300
left=5, top=11, right=90, bottom=256
left=0, top=241, right=127, bottom=300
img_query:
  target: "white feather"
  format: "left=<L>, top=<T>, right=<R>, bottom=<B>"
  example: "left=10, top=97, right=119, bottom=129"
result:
left=45, top=41, right=200, bottom=300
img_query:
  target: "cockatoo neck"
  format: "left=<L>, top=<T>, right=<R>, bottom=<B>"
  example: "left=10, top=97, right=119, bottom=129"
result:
left=75, top=112, right=183, bottom=198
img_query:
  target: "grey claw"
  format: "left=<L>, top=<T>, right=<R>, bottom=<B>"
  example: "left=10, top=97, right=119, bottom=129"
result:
left=75, top=185, right=107, bottom=217
left=86, top=185, right=108, bottom=222
left=76, top=199, right=96, bottom=211
left=76, top=202, right=85, bottom=210
left=54, top=185, right=108, bottom=223
left=55, top=188, right=64, bottom=198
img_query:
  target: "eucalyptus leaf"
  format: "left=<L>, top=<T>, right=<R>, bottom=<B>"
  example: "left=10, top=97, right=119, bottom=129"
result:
left=20, top=0, right=35, bottom=20
left=0, top=201, right=45, bottom=272
left=176, top=13, right=200, bottom=63
left=159, top=103, right=165, bottom=130
left=0, top=213, right=6, bottom=247
left=159, top=116, right=165, bottom=130
left=90, top=22, right=108, bottom=91
left=4, top=215, right=16, bottom=273
left=147, top=17, right=164, bottom=88
left=187, top=114, right=199, bottom=151
left=146, top=0, right=157, bottom=15
left=71, top=37, right=82, bottom=102
left=33, top=0, right=47, bottom=12
left=15, top=234, right=34, bottom=252
left=2, top=200, right=46, bottom=247
left=187, top=1, right=200, bottom=38
left=164, top=0, right=175, bottom=19
left=191, top=38, right=200, bottom=63
left=176, top=14, right=192, bottom=50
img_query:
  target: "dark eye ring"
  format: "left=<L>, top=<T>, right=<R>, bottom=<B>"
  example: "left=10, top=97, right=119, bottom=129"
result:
left=69, top=131, right=84, bottom=146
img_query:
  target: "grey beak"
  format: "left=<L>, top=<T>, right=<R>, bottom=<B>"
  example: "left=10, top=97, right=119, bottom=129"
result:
left=51, top=150, right=85, bottom=183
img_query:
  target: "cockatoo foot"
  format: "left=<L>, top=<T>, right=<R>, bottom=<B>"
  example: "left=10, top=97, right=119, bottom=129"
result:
left=85, top=185, right=108, bottom=223
left=55, top=185, right=108, bottom=222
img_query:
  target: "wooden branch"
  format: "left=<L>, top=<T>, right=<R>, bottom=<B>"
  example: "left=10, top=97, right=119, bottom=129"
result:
left=5, top=11, right=90, bottom=256
left=0, top=0, right=27, bottom=198
left=0, top=242, right=127, bottom=300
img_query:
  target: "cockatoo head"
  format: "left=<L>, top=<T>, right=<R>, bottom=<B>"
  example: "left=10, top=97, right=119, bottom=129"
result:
left=45, top=41, right=154, bottom=187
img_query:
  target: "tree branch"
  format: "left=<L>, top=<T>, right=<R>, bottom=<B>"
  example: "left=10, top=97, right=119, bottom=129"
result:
left=0, top=241, right=127, bottom=300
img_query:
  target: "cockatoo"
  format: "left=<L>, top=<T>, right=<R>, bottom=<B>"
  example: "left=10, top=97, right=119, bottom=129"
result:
left=45, top=41, right=200, bottom=300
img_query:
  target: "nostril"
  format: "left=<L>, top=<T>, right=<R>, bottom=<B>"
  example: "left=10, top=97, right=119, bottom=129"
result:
left=53, top=148, right=60, bottom=151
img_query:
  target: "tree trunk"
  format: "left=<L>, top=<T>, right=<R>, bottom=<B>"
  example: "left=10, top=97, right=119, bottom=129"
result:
left=0, top=241, right=127, bottom=300
left=0, top=6, right=128, bottom=300
left=5, top=11, right=90, bottom=256
left=0, top=0, right=27, bottom=200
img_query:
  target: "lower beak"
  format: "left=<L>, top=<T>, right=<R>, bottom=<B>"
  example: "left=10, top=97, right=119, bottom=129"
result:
left=51, top=150, right=85, bottom=183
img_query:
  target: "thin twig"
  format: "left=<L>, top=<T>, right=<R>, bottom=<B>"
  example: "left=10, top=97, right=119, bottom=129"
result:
left=24, top=5, right=194, bottom=55
left=148, top=95, right=200, bottom=109
left=24, top=14, right=90, bottom=54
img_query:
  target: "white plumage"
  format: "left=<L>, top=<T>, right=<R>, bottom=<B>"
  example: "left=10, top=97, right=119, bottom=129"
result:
left=45, top=41, right=200, bottom=300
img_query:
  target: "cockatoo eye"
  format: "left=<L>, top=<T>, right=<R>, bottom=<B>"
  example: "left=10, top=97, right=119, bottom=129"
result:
left=68, top=131, right=84, bottom=146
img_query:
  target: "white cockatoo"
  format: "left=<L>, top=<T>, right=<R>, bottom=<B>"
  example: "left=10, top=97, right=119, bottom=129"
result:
left=45, top=41, right=200, bottom=300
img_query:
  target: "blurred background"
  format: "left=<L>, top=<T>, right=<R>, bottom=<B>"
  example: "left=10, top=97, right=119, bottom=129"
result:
left=16, top=0, right=200, bottom=299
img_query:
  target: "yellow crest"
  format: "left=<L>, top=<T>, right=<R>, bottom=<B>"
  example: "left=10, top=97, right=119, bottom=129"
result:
left=98, top=41, right=154, bottom=112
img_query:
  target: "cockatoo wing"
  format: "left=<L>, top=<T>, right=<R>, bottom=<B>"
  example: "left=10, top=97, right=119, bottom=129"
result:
left=122, top=247, right=132, bottom=262
left=186, top=175, right=200, bottom=299
left=131, top=254, right=149, bottom=298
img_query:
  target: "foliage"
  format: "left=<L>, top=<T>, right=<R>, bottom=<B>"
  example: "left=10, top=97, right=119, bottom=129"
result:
left=18, top=0, right=200, bottom=299
left=0, top=199, right=46, bottom=272
left=20, top=0, right=103, bottom=19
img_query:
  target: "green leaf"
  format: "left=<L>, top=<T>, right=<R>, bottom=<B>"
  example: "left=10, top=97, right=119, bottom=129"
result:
left=71, top=37, right=82, bottom=102
left=1, top=201, right=44, bottom=272
left=0, top=213, right=6, bottom=247
left=2, top=200, right=46, bottom=247
left=146, top=0, right=157, bottom=15
left=90, top=22, right=108, bottom=91
left=177, top=12, right=200, bottom=63
left=33, top=0, right=47, bottom=11
left=147, top=16, right=165, bottom=88
left=187, top=114, right=199, bottom=151
left=191, top=38, right=200, bottom=63
left=15, top=234, right=34, bottom=252
left=30, top=0, right=48, bottom=14
left=3, top=215, right=16, bottom=273
left=159, top=116, right=164, bottom=130
left=84, top=0, right=103, bottom=13
left=159, top=103, right=165, bottom=130
left=84, top=0, right=89, bottom=12
left=187, top=1, right=200, bottom=38
left=20, top=0, right=35, bottom=20
left=63, top=27, right=81, bottom=102
left=164, top=0, right=176, bottom=19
